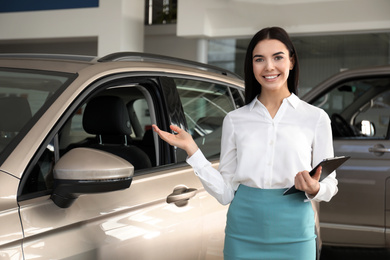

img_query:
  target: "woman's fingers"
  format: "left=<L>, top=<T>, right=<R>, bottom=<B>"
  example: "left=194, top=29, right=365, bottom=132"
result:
left=294, top=172, right=305, bottom=191
left=295, top=170, right=320, bottom=196
left=152, top=124, right=161, bottom=134
left=152, top=124, right=175, bottom=144
left=152, top=124, right=199, bottom=157
left=170, top=124, right=183, bottom=133
left=312, top=166, right=322, bottom=181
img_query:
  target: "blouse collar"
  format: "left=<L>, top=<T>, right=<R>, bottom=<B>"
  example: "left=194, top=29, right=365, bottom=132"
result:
left=249, top=93, right=300, bottom=111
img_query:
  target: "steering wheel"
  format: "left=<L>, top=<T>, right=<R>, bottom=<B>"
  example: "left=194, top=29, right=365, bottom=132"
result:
left=331, top=113, right=355, bottom=137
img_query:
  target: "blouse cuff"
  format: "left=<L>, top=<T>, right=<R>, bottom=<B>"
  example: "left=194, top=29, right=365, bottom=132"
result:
left=186, top=149, right=211, bottom=174
left=305, top=182, right=325, bottom=201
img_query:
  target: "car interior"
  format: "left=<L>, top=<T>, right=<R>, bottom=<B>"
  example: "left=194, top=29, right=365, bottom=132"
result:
left=18, top=84, right=160, bottom=199
left=18, top=77, right=242, bottom=200
left=0, top=96, right=33, bottom=151
left=59, top=85, right=158, bottom=170
left=175, top=80, right=237, bottom=162
left=313, top=77, right=390, bottom=139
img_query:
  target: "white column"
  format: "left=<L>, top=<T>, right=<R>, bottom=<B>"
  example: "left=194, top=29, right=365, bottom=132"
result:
left=97, top=0, right=145, bottom=56
left=197, top=39, right=208, bottom=64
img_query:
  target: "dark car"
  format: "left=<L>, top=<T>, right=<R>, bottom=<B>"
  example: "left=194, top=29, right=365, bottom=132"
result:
left=302, top=65, right=390, bottom=257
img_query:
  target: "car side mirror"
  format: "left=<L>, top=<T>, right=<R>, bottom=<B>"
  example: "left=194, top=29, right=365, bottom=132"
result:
left=359, top=120, right=375, bottom=136
left=51, top=148, right=134, bottom=208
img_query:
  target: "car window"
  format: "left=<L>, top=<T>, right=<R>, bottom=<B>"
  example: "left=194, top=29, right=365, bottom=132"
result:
left=19, top=139, right=55, bottom=198
left=354, top=90, right=390, bottom=138
left=59, top=86, right=157, bottom=166
left=0, top=69, right=74, bottom=157
left=312, top=77, right=390, bottom=139
left=174, top=78, right=238, bottom=161
left=19, top=84, right=158, bottom=199
left=231, top=87, right=245, bottom=108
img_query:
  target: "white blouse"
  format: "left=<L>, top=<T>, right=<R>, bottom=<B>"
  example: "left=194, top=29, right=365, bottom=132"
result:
left=187, top=93, right=338, bottom=205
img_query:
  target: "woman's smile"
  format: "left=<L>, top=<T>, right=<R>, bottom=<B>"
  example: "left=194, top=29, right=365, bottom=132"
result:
left=263, top=74, right=280, bottom=80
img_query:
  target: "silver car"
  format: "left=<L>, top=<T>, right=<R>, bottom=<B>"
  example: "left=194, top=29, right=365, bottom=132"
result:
left=303, top=65, right=390, bottom=257
left=0, top=53, right=245, bottom=259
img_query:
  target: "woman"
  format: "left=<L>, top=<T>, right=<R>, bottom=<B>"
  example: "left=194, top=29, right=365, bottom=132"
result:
left=153, top=27, right=338, bottom=260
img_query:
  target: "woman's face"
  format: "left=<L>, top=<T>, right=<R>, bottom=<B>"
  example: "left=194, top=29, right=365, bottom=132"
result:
left=252, top=39, right=294, bottom=94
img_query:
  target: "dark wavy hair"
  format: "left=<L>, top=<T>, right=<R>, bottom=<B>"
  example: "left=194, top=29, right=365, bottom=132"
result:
left=244, top=27, right=299, bottom=105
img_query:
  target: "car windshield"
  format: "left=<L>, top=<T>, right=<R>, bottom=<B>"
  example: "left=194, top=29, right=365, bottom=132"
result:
left=0, top=68, right=74, bottom=156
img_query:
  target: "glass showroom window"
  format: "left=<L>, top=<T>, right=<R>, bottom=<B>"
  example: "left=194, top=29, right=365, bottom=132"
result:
left=208, top=32, right=390, bottom=95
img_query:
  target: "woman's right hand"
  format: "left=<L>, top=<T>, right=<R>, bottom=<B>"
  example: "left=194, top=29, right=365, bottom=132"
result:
left=152, top=124, right=199, bottom=157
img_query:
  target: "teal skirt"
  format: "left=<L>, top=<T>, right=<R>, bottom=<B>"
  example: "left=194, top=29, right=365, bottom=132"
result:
left=224, top=185, right=316, bottom=260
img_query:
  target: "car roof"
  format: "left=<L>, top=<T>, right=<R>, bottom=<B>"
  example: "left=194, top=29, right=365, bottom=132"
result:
left=302, top=65, right=390, bottom=102
left=0, top=52, right=243, bottom=81
left=0, top=52, right=245, bottom=178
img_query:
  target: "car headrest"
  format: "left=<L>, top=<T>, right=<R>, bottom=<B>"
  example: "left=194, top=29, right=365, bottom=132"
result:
left=0, top=96, right=32, bottom=132
left=83, top=96, right=132, bottom=136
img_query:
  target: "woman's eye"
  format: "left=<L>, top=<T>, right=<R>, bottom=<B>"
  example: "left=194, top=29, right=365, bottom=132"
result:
left=254, top=58, right=264, bottom=62
left=274, top=56, right=283, bottom=61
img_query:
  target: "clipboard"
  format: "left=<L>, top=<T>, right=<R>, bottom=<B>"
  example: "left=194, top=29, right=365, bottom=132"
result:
left=283, top=156, right=350, bottom=195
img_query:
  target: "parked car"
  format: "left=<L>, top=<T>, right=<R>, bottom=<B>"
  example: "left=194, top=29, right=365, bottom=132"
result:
left=302, top=65, right=390, bottom=256
left=3, top=50, right=386, bottom=259
left=0, top=53, right=245, bottom=259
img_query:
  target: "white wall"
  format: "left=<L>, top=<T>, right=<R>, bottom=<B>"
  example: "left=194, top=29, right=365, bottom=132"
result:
left=144, top=24, right=199, bottom=61
left=0, top=0, right=389, bottom=62
left=177, top=0, right=390, bottom=38
left=0, top=0, right=144, bottom=56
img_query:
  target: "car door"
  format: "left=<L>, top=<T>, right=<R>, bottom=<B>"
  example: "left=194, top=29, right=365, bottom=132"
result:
left=306, top=75, right=390, bottom=248
left=0, top=172, right=23, bottom=259
left=163, top=76, right=245, bottom=257
left=16, top=73, right=228, bottom=259
left=0, top=68, right=77, bottom=260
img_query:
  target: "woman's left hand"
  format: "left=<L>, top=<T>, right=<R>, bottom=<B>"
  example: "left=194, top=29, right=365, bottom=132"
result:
left=294, top=166, right=322, bottom=196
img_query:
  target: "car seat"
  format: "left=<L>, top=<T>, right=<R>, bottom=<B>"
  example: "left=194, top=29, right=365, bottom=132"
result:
left=81, top=95, right=152, bottom=170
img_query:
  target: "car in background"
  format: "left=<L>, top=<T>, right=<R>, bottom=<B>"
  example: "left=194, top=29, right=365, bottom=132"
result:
left=0, top=52, right=245, bottom=259
left=302, top=65, right=390, bottom=258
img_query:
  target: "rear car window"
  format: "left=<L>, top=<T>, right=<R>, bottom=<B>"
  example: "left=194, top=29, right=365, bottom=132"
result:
left=174, top=78, right=237, bottom=161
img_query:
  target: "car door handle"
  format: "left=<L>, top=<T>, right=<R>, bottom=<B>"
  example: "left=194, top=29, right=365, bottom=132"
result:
left=166, top=186, right=197, bottom=206
left=369, top=144, right=390, bottom=155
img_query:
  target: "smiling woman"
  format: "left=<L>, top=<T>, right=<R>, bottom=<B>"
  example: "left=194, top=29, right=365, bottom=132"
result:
left=153, top=27, right=337, bottom=260
left=244, top=27, right=299, bottom=105
left=251, top=39, right=295, bottom=118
